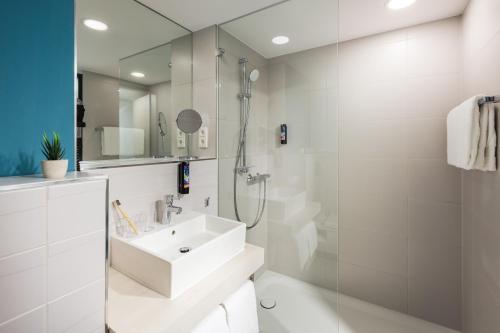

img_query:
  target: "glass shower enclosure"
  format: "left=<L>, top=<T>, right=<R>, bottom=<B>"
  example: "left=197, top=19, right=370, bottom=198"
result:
left=217, top=1, right=339, bottom=331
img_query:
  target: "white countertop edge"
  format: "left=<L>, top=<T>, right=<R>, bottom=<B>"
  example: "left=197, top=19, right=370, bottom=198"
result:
left=108, top=243, right=265, bottom=333
left=0, top=172, right=108, bottom=191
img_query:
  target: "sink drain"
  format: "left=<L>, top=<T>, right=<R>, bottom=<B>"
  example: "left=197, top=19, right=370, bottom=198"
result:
left=260, top=298, right=277, bottom=309
left=179, top=247, right=191, bottom=253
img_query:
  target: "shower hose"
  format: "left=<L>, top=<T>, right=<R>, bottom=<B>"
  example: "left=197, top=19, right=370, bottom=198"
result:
left=233, top=96, right=267, bottom=229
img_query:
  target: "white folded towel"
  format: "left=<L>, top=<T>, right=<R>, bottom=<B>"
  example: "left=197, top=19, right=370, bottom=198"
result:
left=191, top=306, right=230, bottom=333
left=476, top=102, right=497, bottom=171
left=221, top=280, right=259, bottom=333
left=293, top=222, right=318, bottom=270
left=447, top=95, right=487, bottom=170
left=485, top=103, right=497, bottom=171
left=101, top=127, right=120, bottom=156
left=119, top=127, right=145, bottom=156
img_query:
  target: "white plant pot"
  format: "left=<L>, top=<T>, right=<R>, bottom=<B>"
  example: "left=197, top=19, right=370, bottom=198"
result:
left=41, top=160, right=68, bottom=179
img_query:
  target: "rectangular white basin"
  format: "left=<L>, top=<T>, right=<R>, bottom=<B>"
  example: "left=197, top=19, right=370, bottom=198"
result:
left=111, top=212, right=246, bottom=299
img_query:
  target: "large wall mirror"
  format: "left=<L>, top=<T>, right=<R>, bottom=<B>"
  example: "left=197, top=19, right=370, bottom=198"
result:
left=76, top=0, right=213, bottom=169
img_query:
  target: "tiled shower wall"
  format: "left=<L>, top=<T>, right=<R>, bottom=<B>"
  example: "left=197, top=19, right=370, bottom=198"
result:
left=218, top=17, right=464, bottom=330
left=339, top=17, right=463, bottom=330
left=217, top=28, right=270, bottom=273
left=461, top=0, right=500, bottom=331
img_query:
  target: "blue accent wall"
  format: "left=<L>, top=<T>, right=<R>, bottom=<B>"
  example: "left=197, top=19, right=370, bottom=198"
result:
left=0, top=0, right=75, bottom=176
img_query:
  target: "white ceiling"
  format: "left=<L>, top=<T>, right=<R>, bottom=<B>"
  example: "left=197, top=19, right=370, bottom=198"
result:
left=339, top=0, right=469, bottom=42
left=120, top=44, right=172, bottom=85
left=136, top=0, right=286, bottom=31
left=222, top=0, right=338, bottom=58
left=222, top=0, right=469, bottom=58
left=77, top=0, right=188, bottom=83
left=78, top=0, right=471, bottom=77
left=139, top=0, right=469, bottom=58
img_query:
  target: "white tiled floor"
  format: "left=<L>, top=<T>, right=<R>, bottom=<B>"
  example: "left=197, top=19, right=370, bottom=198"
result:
left=255, top=271, right=460, bottom=333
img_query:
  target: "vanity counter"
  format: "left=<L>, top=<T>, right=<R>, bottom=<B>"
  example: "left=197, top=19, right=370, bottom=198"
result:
left=107, top=243, right=264, bottom=333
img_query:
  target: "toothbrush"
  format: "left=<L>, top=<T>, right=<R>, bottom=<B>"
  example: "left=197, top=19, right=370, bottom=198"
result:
left=112, top=200, right=139, bottom=235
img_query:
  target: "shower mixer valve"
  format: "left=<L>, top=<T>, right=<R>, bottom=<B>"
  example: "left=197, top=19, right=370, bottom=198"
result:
left=247, top=173, right=271, bottom=186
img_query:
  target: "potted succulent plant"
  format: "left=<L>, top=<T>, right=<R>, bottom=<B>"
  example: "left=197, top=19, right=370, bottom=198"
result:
left=41, top=132, right=68, bottom=179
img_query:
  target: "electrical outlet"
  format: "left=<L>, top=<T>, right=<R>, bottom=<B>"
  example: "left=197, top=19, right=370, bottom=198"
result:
left=198, top=126, right=208, bottom=148
left=177, top=129, right=186, bottom=148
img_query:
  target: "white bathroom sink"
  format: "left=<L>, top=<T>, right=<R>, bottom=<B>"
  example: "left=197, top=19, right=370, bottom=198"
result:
left=110, top=212, right=246, bottom=299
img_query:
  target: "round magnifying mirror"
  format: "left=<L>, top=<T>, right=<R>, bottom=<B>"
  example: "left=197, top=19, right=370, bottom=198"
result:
left=176, top=109, right=202, bottom=134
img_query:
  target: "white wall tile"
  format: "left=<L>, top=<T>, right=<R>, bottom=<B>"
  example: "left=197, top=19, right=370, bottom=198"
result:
left=48, top=231, right=106, bottom=301
left=88, top=159, right=219, bottom=233
left=47, top=279, right=105, bottom=333
left=0, top=187, right=46, bottom=216
left=0, top=207, right=46, bottom=258
left=48, top=180, right=106, bottom=243
left=193, top=26, right=217, bottom=82
left=0, top=306, right=46, bottom=333
left=0, top=248, right=46, bottom=323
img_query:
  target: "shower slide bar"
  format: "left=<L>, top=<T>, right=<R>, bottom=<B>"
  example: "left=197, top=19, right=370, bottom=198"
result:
left=478, top=95, right=500, bottom=106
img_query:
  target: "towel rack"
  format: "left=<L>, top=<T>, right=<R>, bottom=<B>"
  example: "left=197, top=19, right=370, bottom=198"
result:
left=478, top=96, right=500, bottom=106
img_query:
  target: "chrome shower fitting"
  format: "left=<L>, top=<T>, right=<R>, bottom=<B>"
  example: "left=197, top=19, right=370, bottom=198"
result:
left=232, top=55, right=270, bottom=230
left=247, top=173, right=271, bottom=186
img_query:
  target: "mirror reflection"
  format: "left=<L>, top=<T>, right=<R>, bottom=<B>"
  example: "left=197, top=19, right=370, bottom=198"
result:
left=76, top=0, right=195, bottom=167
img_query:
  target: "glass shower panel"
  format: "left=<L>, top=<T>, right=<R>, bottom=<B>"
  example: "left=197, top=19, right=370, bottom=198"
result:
left=217, top=1, right=338, bottom=331
left=265, top=45, right=339, bottom=289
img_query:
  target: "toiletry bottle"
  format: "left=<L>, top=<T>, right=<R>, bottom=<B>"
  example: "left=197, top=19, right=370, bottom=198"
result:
left=280, top=124, right=287, bottom=144
left=178, top=162, right=190, bottom=194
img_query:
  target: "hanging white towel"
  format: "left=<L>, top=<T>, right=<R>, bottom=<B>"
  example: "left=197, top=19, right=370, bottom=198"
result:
left=221, top=280, right=259, bottom=333
left=472, top=102, right=497, bottom=171
left=485, top=103, right=497, bottom=171
left=447, top=96, right=483, bottom=170
left=293, top=222, right=318, bottom=270
left=474, top=103, right=489, bottom=169
left=191, top=306, right=230, bottom=333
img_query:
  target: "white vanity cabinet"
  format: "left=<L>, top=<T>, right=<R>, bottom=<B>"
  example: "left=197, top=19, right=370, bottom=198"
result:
left=0, top=174, right=107, bottom=333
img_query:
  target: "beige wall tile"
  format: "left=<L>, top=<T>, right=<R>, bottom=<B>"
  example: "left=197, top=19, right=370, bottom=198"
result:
left=340, top=190, right=407, bottom=236
left=339, top=17, right=463, bottom=329
left=408, top=159, right=461, bottom=203
left=339, top=226, right=407, bottom=276
left=408, top=199, right=461, bottom=246
left=404, top=118, right=447, bottom=159
left=408, top=277, right=461, bottom=330
left=339, top=261, right=408, bottom=312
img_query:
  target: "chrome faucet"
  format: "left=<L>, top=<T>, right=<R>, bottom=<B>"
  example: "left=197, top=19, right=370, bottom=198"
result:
left=162, top=194, right=183, bottom=225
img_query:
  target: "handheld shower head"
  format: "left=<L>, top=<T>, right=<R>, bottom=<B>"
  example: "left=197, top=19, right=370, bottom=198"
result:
left=249, top=69, right=260, bottom=82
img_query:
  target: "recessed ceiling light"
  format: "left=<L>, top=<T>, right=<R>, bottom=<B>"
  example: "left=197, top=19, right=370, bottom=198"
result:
left=131, top=72, right=145, bottom=78
left=386, top=0, right=416, bottom=10
left=272, top=36, right=289, bottom=45
left=83, top=19, right=108, bottom=31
